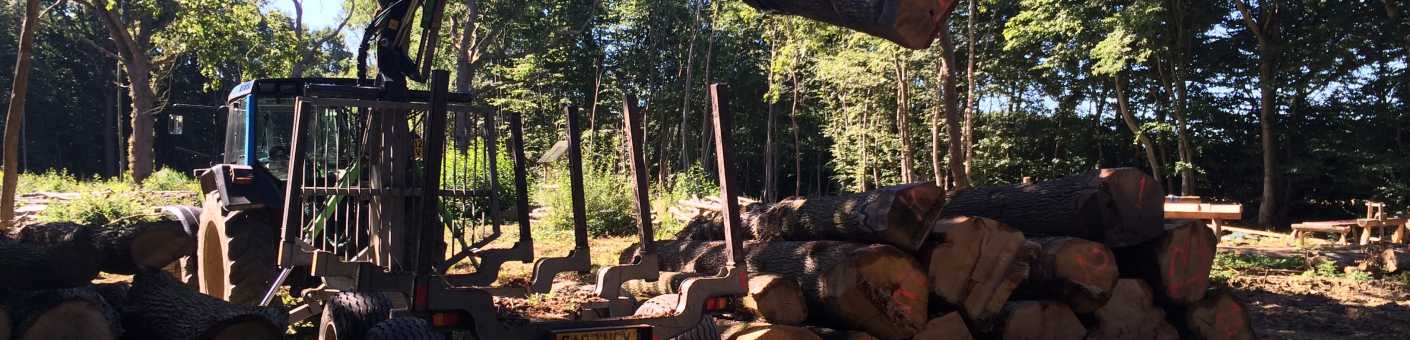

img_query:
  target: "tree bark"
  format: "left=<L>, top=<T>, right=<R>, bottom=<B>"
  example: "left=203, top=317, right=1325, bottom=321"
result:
left=1085, top=279, right=1178, bottom=340
left=11, top=221, right=193, bottom=275
left=717, top=320, right=822, bottom=340
left=895, top=56, right=914, bottom=183
left=620, top=271, right=707, bottom=300
left=941, top=168, right=1166, bottom=247
left=1113, top=74, right=1163, bottom=187
left=912, top=311, right=973, bottom=340
left=989, top=301, right=1087, bottom=340
left=1, top=0, right=41, bottom=229
left=122, top=270, right=286, bottom=340
left=1113, top=221, right=1216, bottom=305
left=1167, top=288, right=1257, bottom=340
left=790, top=51, right=803, bottom=196
left=1014, top=237, right=1118, bottom=314
left=740, top=274, right=809, bottom=325
left=5, top=286, right=120, bottom=340
left=1233, top=0, right=1282, bottom=229
left=919, top=216, right=1033, bottom=324
left=962, top=0, right=977, bottom=185
left=0, top=235, right=101, bottom=290
left=741, top=0, right=956, bottom=49
left=643, top=241, right=929, bottom=340
left=938, top=29, right=970, bottom=188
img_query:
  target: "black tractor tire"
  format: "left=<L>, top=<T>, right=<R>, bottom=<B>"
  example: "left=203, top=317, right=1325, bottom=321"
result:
left=196, top=192, right=279, bottom=305
left=318, top=292, right=392, bottom=340
left=366, top=317, right=444, bottom=340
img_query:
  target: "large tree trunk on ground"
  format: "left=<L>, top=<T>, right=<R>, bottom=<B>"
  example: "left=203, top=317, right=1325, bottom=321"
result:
left=1167, top=288, right=1256, bottom=340
left=623, top=272, right=808, bottom=325
left=5, top=286, right=121, bottom=340
left=639, top=240, right=929, bottom=340
left=621, top=271, right=707, bottom=300
left=717, top=320, right=823, bottom=340
left=912, top=311, right=973, bottom=340
left=1015, top=237, right=1118, bottom=313
left=989, top=301, right=1087, bottom=340
left=121, top=270, right=286, bottom=340
left=9, top=221, right=194, bottom=275
left=941, top=168, right=1166, bottom=247
left=0, top=236, right=100, bottom=290
left=674, top=183, right=943, bottom=251
left=742, top=0, right=957, bottom=49
left=0, top=0, right=40, bottom=229
left=1113, top=221, right=1216, bottom=305
left=1085, top=279, right=1179, bottom=340
left=919, top=216, right=1033, bottom=324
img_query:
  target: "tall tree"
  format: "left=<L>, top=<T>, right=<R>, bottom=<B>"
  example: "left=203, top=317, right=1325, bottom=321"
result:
left=288, top=0, right=353, bottom=77
left=895, top=52, right=914, bottom=183
left=1232, top=0, right=1282, bottom=228
left=938, top=28, right=970, bottom=188
left=1, top=0, right=41, bottom=229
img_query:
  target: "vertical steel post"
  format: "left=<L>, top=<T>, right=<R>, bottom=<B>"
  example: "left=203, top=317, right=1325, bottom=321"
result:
left=623, top=95, right=655, bottom=253
left=565, top=105, right=591, bottom=252
left=509, top=112, right=533, bottom=249
left=417, top=70, right=449, bottom=277
left=710, top=84, right=745, bottom=268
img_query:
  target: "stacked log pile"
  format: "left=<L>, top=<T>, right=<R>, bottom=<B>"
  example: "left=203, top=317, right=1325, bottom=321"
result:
left=0, top=220, right=285, bottom=340
left=630, top=168, right=1253, bottom=340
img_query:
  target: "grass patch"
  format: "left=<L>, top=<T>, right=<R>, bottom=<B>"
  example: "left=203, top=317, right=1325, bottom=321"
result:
left=1211, top=252, right=1306, bottom=284
left=18, top=169, right=199, bottom=226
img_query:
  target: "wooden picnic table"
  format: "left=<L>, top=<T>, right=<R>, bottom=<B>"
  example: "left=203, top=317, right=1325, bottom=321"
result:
left=1290, top=201, right=1407, bottom=246
left=1163, top=196, right=1242, bottom=239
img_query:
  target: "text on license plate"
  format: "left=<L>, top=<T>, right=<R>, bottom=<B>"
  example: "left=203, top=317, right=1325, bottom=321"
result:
left=553, top=328, right=640, bottom=340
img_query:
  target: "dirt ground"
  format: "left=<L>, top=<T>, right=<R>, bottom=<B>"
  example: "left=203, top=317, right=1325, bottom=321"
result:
left=1218, top=235, right=1410, bottom=340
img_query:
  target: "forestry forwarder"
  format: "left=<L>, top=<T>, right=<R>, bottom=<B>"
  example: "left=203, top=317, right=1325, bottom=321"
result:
left=163, top=0, right=958, bottom=339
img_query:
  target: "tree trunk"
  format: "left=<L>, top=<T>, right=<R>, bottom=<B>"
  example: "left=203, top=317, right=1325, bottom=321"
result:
left=962, top=0, right=977, bottom=181
left=790, top=60, right=803, bottom=196
left=672, top=182, right=943, bottom=251
left=1167, top=288, right=1256, bottom=340
left=124, top=56, right=158, bottom=183
left=919, top=216, right=1033, bottom=324
left=895, top=56, right=914, bottom=183
left=1380, top=248, right=1409, bottom=273
left=11, top=221, right=193, bottom=275
left=1113, top=221, right=1216, bottom=305
left=741, top=274, right=808, bottom=325
left=742, top=0, right=955, bottom=49
left=645, top=241, right=929, bottom=340
left=912, top=311, right=973, bottom=340
left=1085, top=279, right=1179, bottom=340
left=717, top=320, right=823, bottom=340
left=938, top=29, right=970, bottom=188
left=1, top=0, right=40, bottom=229
left=5, top=286, right=120, bottom=340
left=453, top=0, right=479, bottom=151
left=1113, top=75, right=1163, bottom=187
left=620, top=271, right=707, bottom=300
left=122, top=270, right=285, bottom=340
left=0, top=236, right=101, bottom=290
left=989, top=301, right=1087, bottom=340
left=765, top=47, right=779, bottom=202
left=1014, top=237, right=1118, bottom=314
left=941, top=168, right=1166, bottom=247
left=678, top=3, right=702, bottom=170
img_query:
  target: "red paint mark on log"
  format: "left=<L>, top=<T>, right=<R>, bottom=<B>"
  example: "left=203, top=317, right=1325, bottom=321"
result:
left=1135, top=176, right=1148, bottom=208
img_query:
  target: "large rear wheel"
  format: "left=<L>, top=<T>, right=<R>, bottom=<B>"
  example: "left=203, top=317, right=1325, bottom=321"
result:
left=318, top=292, right=392, bottom=340
left=196, top=192, right=279, bottom=305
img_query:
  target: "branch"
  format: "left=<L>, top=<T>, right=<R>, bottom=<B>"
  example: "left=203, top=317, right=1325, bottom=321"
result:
left=76, top=35, right=121, bottom=59
left=313, top=0, right=355, bottom=47
left=41, top=0, right=69, bottom=16
left=1232, top=0, right=1265, bottom=43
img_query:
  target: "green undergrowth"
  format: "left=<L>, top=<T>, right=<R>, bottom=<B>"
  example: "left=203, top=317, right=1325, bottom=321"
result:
left=12, top=169, right=200, bottom=226
left=1212, top=251, right=1380, bottom=284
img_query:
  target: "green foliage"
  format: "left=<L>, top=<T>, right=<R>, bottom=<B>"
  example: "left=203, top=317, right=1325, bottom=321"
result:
left=651, top=166, right=719, bottom=238
left=141, top=168, right=200, bottom=192
left=443, top=140, right=524, bottom=214
left=18, top=169, right=198, bottom=226
left=1210, top=252, right=1307, bottom=284
left=534, top=160, right=636, bottom=236
left=39, top=191, right=156, bottom=226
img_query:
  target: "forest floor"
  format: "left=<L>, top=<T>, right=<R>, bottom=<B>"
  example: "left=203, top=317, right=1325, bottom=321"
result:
left=1217, top=234, right=1410, bottom=340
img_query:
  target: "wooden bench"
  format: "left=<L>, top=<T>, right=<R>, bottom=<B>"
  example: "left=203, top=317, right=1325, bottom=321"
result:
left=1163, top=196, right=1243, bottom=240
left=1291, top=201, right=1407, bottom=246
left=1290, top=220, right=1357, bottom=246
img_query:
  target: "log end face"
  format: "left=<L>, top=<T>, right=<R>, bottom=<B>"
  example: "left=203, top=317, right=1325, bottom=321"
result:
left=745, top=274, right=809, bottom=325
left=996, top=301, right=1087, bottom=340
left=1180, top=290, right=1256, bottom=340
left=913, top=312, right=974, bottom=340
left=1097, top=168, right=1167, bottom=247
left=1155, top=222, right=1217, bottom=305
left=1046, top=238, right=1119, bottom=313
left=835, top=245, right=929, bottom=339
left=16, top=301, right=116, bottom=340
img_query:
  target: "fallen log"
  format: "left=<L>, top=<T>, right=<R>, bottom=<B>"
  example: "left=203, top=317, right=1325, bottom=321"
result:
left=912, top=312, right=973, bottom=340
left=989, top=301, right=1087, bottom=340
left=4, top=286, right=121, bottom=340
left=919, top=216, right=1034, bottom=324
left=1084, top=279, right=1178, bottom=340
left=621, top=271, right=707, bottom=300
left=674, top=183, right=943, bottom=252
left=1114, top=221, right=1216, bottom=305
left=1015, top=237, right=1118, bottom=313
left=717, top=320, right=823, bottom=340
left=941, top=168, right=1166, bottom=247
left=0, top=234, right=100, bottom=290
left=740, top=274, right=808, bottom=325
left=1168, top=288, right=1256, bottom=340
left=8, top=220, right=193, bottom=275
left=804, top=327, right=879, bottom=340
left=1380, top=248, right=1409, bottom=273
left=121, top=270, right=286, bottom=340
left=642, top=240, right=929, bottom=340
left=742, top=0, right=957, bottom=49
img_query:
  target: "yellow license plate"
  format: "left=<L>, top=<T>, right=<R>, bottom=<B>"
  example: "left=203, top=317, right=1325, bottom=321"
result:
left=553, top=328, right=641, bottom=340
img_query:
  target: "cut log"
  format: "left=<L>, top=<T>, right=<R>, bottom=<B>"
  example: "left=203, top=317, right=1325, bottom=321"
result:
left=1085, top=279, right=1178, bottom=340
left=805, top=327, right=879, bottom=340
left=4, top=286, right=121, bottom=340
left=1380, top=248, right=1409, bottom=273
left=674, top=183, right=943, bottom=252
left=8, top=221, right=193, bottom=275
left=740, top=274, right=808, bottom=325
left=1168, top=289, right=1256, bottom=340
left=1113, top=221, right=1216, bottom=305
left=717, top=320, right=823, bottom=340
left=919, top=216, right=1034, bottom=324
left=646, top=240, right=929, bottom=340
left=911, top=312, right=973, bottom=340
left=941, top=168, right=1166, bottom=247
left=621, top=271, right=707, bottom=300
left=0, top=234, right=100, bottom=290
left=989, top=301, right=1086, bottom=340
left=742, top=0, right=958, bottom=49
left=1015, top=237, right=1118, bottom=313
left=121, top=270, right=286, bottom=340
